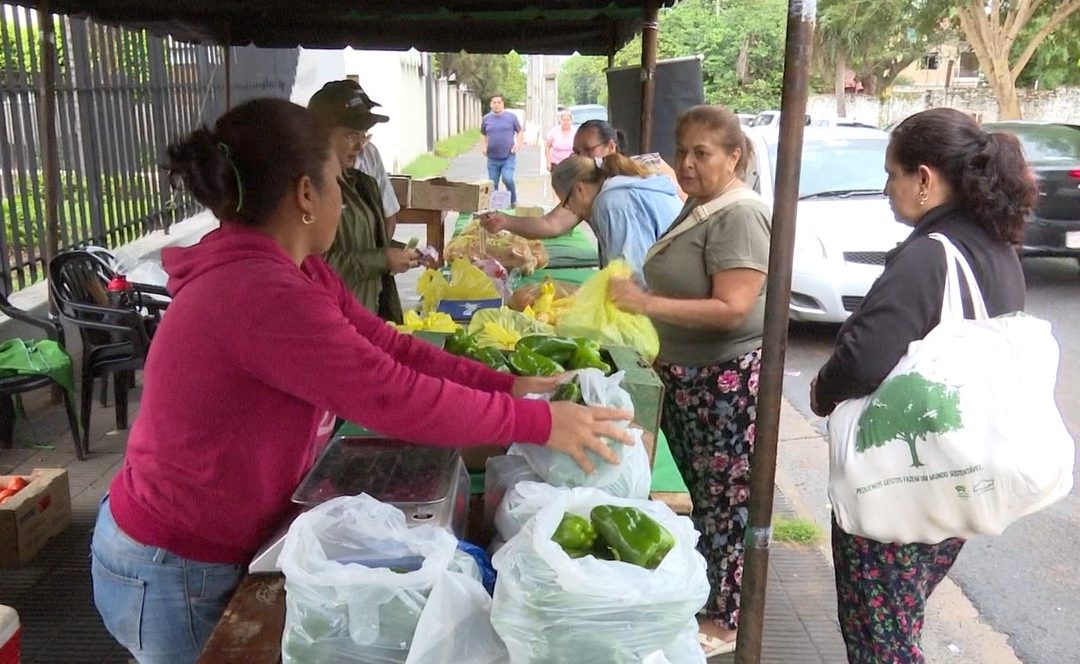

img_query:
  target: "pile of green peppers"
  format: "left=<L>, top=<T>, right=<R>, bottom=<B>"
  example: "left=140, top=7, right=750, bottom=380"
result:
left=550, top=505, right=676, bottom=569
left=443, top=330, right=613, bottom=379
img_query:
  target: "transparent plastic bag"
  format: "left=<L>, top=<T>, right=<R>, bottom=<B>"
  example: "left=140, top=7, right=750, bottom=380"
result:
left=279, top=495, right=507, bottom=664
left=555, top=260, right=660, bottom=362
left=508, top=369, right=650, bottom=498
left=111, top=248, right=169, bottom=288
left=490, top=487, right=708, bottom=664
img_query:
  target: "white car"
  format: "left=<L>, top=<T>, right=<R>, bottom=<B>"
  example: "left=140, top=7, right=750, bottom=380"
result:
left=744, top=126, right=912, bottom=323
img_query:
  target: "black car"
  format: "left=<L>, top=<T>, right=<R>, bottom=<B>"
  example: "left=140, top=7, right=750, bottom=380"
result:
left=982, top=122, right=1080, bottom=261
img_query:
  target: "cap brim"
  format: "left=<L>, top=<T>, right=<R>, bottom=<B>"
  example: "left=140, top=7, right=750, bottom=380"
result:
left=338, top=110, right=388, bottom=131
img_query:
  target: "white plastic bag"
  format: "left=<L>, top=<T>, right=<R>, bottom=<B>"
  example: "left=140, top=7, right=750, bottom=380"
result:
left=484, top=454, right=543, bottom=529
left=111, top=248, right=169, bottom=288
left=279, top=495, right=507, bottom=664
left=490, top=487, right=708, bottom=663
left=508, top=369, right=651, bottom=499
left=828, top=234, right=1075, bottom=543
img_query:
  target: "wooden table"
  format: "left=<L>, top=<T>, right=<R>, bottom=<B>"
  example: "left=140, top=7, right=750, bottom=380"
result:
left=395, top=207, right=446, bottom=261
left=198, top=574, right=286, bottom=664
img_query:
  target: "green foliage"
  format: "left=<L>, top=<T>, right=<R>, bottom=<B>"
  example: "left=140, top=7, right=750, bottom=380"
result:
left=559, top=55, right=608, bottom=106
left=1015, top=12, right=1080, bottom=89
left=434, top=129, right=482, bottom=159
left=435, top=51, right=526, bottom=107
left=856, top=373, right=963, bottom=468
left=401, top=154, right=449, bottom=179
left=502, top=52, right=527, bottom=108
left=815, top=0, right=947, bottom=97
left=0, top=17, right=68, bottom=76
left=773, top=517, right=822, bottom=545
left=609, top=0, right=788, bottom=112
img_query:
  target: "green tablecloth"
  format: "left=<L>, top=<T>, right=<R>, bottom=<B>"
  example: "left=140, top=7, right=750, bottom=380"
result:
left=453, top=211, right=599, bottom=269
left=334, top=422, right=688, bottom=496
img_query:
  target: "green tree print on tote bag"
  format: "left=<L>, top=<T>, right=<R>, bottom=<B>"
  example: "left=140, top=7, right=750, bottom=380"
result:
left=855, top=373, right=963, bottom=468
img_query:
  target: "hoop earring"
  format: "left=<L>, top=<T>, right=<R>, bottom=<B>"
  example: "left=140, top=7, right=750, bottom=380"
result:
left=302, top=213, right=316, bottom=225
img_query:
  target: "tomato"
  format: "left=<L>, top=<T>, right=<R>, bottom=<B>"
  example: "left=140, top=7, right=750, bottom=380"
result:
left=6, top=476, right=29, bottom=492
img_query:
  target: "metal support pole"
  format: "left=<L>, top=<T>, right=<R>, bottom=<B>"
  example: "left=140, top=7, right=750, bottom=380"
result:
left=639, top=0, right=659, bottom=153
left=37, top=2, right=60, bottom=270
left=734, top=0, right=815, bottom=661
left=223, top=24, right=232, bottom=111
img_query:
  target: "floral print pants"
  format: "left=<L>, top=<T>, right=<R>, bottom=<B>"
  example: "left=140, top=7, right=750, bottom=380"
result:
left=832, top=518, right=965, bottom=663
left=656, top=348, right=761, bottom=630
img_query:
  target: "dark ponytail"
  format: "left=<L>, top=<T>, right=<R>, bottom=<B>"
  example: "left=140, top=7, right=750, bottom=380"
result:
left=889, top=108, right=1036, bottom=244
left=166, top=98, right=333, bottom=226
left=577, top=119, right=627, bottom=153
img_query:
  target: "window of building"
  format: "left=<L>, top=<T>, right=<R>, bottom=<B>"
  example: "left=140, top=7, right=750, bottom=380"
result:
left=920, top=53, right=941, bottom=70
left=958, top=52, right=980, bottom=78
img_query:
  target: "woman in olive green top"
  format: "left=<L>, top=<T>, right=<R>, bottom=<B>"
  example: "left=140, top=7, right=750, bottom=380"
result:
left=610, top=105, right=770, bottom=657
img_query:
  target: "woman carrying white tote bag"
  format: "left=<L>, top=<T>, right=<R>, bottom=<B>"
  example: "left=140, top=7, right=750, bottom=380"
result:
left=809, top=108, right=1073, bottom=664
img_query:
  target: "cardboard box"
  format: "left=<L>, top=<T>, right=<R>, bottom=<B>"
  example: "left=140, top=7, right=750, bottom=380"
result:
left=410, top=178, right=492, bottom=212
left=603, top=345, right=665, bottom=467
left=389, top=175, right=411, bottom=208
left=0, top=469, right=72, bottom=567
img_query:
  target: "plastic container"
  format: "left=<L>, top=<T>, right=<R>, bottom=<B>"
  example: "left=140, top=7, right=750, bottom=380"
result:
left=106, top=274, right=134, bottom=309
left=0, top=605, right=20, bottom=664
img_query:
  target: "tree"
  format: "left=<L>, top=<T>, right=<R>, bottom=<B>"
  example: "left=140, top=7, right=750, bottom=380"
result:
left=856, top=373, right=963, bottom=468
left=434, top=51, right=526, bottom=107
left=1014, top=12, right=1080, bottom=89
left=815, top=0, right=947, bottom=110
left=558, top=55, right=608, bottom=106
left=953, top=0, right=1080, bottom=119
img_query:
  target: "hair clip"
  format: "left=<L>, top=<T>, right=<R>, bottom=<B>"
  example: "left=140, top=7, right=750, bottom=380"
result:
left=594, top=156, right=604, bottom=169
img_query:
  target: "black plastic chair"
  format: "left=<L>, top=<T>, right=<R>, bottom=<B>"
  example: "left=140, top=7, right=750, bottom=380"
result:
left=49, top=250, right=166, bottom=450
left=0, top=290, right=83, bottom=459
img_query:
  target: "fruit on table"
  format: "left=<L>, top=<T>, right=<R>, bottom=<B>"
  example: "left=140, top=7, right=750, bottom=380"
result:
left=467, top=346, right=511, bottom=372
left=551, top=513, right=597, bottom=558
left=507, top=346, right=564, bottom=377
left=515, top=334, right=578, bottom=365
left=445, top=329, right=480, bottom=357
left=0, top=475, right=29, bottom=505
left=567, top=338, right=612, bottom=373
left=590, top=505, right=675, bottom=570
left=551, top=379, right=583, bottom=404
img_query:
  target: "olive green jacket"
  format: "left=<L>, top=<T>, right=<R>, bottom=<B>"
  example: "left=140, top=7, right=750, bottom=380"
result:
left=325, top=169, right=403, bottom=323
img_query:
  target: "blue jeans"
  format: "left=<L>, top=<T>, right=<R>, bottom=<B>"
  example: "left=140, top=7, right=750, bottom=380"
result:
left=487, top=154, right=517, bottom=205
left=91, top=496, right=244, bottom=664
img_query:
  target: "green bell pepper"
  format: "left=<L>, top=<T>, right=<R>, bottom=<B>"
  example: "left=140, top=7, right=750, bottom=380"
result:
left=507, top=346, right=564, bottom=377
left=567, top=338, right=612, bottom=373
left=515, top=335, right=579, bottom=364
left=590, top=505, right=675, bottom=569
left=551, top=513, right=597, bottom=557
left=468, top=346, right=510, bottom=372
left=445, top=329, right=479, bottom=357
left=552, top=379, right=583, bottom=403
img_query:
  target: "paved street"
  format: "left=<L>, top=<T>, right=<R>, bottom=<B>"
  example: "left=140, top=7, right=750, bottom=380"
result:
left=780, top=256, right=1080, bottom=664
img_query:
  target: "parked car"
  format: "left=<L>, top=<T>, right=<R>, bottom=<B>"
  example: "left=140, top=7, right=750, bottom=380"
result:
left=981, top=121, right=1080, bottom=261
left=808, top=116, right=878, bottom=129
left=745, top=126, right=911, bottom=323
left=736, top=113, right=756, bottom=126
left=568, top=104, right=608, bottom=127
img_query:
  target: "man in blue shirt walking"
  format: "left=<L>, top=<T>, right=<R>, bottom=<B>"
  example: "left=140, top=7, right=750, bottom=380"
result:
left=480, top=94, right=523, bottom=206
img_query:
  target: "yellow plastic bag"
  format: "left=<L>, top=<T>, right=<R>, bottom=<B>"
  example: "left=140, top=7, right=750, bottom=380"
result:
left=396, top=311, right=460, bottom=334
left=467, top=307, right=555, bottom=350
left=416, top=258, right=501, bottom=312
left=555, top=260, right=660, bottom=361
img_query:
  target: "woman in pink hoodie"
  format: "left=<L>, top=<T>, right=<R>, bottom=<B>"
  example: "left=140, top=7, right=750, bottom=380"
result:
left=91, top=98, right=631, bottom=664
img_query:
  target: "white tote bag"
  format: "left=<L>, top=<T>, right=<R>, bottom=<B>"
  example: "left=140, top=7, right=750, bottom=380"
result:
left=827, top=233, right=1075, bottom=543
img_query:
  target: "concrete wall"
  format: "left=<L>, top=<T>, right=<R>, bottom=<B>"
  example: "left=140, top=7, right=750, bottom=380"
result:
left=810, top=86, right=1080, bottom=127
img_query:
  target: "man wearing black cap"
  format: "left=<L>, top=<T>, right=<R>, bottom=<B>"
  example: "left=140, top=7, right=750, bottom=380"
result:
left=338, top=80, right=403, bottom=238
left=309, top=80, right=418, bottom=323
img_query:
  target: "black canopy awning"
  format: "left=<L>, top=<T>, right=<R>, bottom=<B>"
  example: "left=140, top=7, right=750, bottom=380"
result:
left=17, top=1, right=673, bottom=54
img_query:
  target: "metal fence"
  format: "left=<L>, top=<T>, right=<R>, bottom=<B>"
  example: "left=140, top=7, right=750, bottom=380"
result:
left=0, top=5, right=298, bottom=293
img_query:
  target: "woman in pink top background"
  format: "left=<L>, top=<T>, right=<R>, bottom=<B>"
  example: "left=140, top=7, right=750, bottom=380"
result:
left=546, top=110, right=576, bottom=171
left=90, top=97, right=632, bottom=664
